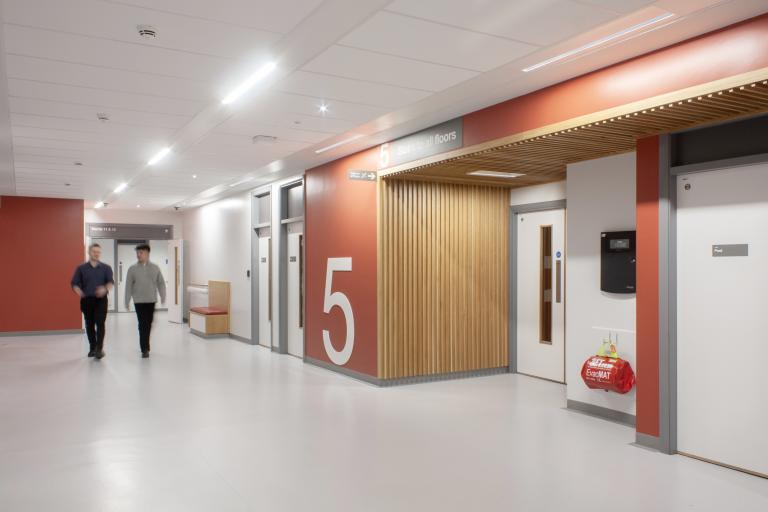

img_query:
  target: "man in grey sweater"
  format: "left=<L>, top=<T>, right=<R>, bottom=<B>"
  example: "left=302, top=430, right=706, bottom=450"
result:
left=124, top=243, right=166, bottom=358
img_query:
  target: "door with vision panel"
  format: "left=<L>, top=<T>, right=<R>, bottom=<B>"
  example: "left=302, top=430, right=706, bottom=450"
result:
left=516, top=209, right=566, bottom=382
left=258, top=236, right=272, bottom=347
left=677, top=164, right=768, bottom=477
left=286, top=231, right=304, bottom=357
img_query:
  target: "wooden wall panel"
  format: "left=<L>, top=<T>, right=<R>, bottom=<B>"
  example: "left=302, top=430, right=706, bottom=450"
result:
left=379, top=180, right=509, bottom=379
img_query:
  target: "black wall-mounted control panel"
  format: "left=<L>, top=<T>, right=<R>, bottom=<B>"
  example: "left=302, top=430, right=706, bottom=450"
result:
left=601, top=231, right=636, bottom=294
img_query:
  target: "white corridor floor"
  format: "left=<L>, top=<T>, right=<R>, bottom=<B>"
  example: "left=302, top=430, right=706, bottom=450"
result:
left=1, top=312, right=766, bottom=512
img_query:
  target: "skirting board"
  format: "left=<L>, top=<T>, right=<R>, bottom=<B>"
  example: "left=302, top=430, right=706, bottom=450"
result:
left=0, top=329, right=84, bottom=337
left=566, top=399, right=636, bottom=427
left=304, top=357, right=509, bottom=387
left=635, top=432, right=662, bottom=451
left=189, top=329, right=228, bottom=339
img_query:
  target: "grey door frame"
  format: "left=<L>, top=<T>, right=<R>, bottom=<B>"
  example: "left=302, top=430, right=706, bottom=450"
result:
left=655, top=135, right=768, bottom=454
left=251, top=188, right=272, bottom=346
left=277, top=178, right=304, bottom=356
left=509, top=199, right=567, bottom=374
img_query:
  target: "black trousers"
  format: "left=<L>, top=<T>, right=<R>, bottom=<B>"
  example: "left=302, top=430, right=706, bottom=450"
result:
left=134, top=302, right=156, bottom=353
left=80, top=297, right=108, bottom=352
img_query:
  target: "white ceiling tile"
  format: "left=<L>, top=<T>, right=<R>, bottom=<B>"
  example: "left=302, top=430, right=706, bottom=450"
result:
left=386, top=0, right=620, bottom=46
left=11, top=113, right=176, bottom=139
left=9, top=97, right=191, bottom=129
left=214, top=119, right=335, bottom=144
left=277, top=70, right=431, bottom=109
left=240, top=91, right=390, bottom=124
left=3, top=0, right=280, bottom=60
left=304, top=45, right=478, bottom=92
left=575, top=0, right=655, bottom=14
left=7, top=79, right=205, bottom=116
left=4, top=24, right=231, bottom=82
left=6, top=55, right=214, bottom=102
left=340, top=11, right=538, bottom=72
left=106, top=0, right=325, bottom=33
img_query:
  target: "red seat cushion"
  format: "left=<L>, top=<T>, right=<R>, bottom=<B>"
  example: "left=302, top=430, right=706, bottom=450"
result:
left=190, top=306, right=228, bottom=316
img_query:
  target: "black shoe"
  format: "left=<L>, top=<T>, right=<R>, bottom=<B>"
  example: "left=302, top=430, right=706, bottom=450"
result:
left=95, top=350, right=105, bottom=360
left=141, top=352, right=149, bottom=358
left=87, top=350, right=95, bottom=357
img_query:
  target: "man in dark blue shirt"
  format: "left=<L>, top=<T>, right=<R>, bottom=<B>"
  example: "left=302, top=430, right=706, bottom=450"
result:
left=71, top=243, right=114, bottom=359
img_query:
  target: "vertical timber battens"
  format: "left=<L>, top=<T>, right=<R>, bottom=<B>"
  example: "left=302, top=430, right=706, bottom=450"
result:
left=379, top=179, right=509, bottom=379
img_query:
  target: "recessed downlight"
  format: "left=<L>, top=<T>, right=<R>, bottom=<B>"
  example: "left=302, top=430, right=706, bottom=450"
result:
left=94, top=201, right=105, bottom=209
left=136, top=204, right=141, bottom=208
left=319, top=103, right=329, bottom=114
left=467, top=170, right=525, bottom=178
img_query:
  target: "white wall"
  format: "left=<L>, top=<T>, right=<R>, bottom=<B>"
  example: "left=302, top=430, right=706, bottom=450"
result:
left=85, top=208, right=184, bottom=238
left=510, top=180, right=565, bottom=205
left=566, top=153, right=636, bottom=416
left=182, top=194, right=252, bottom=339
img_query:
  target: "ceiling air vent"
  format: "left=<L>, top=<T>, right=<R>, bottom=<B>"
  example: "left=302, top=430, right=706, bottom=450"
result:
left=252, top=135, right=278, bottom=144
left=137, top=25, right=158, bottom=39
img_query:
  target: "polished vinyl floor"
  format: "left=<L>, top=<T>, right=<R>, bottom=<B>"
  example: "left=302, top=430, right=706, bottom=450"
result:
left=1, top=313, right=766, bottom=512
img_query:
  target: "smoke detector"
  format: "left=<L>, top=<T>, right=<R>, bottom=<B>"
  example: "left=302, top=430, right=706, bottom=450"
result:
left=252, top=134, right=277, bottom=144
left=137, top=25, right=158, bottom=39
left=97, top=112, right=109, bottom=123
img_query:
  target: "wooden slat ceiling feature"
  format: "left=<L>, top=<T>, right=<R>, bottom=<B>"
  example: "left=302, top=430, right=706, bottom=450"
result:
left=381, top=76, right=768, bottom=187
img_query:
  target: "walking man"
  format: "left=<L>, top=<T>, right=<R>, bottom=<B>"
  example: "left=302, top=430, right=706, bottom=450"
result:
left=124, top=243, right=166, bottom=358
left=71, top=243, right=114, bottom=359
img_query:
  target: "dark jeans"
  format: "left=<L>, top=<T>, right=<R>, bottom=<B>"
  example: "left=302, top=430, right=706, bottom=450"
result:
left=134, top=302, right=156, bottom=353
left=80, top=297, right=108, bottom=352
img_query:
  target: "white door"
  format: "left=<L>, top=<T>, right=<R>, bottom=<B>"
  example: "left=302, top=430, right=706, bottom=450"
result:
left=677, top=164, right=768, bottom=477
left=117, top=243, right=137, bottom=312
left=93, top=239, right=116, bottom=311
left=149, top=239, right=170, bottom=309
left=258, top=236, right=272, bottom=347
left=167, top=240, right=185, bottom=323
left=287, top=232, right=304, bottom=357
left=516, top=209, right=566, bottom=382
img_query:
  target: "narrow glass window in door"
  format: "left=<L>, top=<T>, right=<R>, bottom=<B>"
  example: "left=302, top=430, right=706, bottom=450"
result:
left=540, top=225, right=553, bottom=344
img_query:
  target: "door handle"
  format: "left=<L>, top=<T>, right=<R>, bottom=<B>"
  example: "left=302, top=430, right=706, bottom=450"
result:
left=555, top=259, right=562, bottom=304
left=119, top=262, right=123, bottom=282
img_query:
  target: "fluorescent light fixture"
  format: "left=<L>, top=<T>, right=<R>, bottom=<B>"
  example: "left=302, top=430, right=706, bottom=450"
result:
left=147, top=146, right=172, bottom=166
left=113, top=182, right=128, bottom=194
left=522, top=13, right=674, bottom=73
left=467, top=170, right=525, bottom=178
left=222, top=61, right=277, bottom=105
left=229, top=177, right=254, bottom=188
left=94, top=201, right=105, bottom=209
left=315, top=134, right=364, bottom=154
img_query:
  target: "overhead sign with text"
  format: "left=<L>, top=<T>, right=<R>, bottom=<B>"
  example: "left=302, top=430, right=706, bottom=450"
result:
left=379, top=118, right=463, bottom=169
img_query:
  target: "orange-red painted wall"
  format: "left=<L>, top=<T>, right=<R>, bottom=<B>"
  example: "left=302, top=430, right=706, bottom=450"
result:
left=464, top=13, right=768, bottom=147
left=0, top=196, right=84, bottom=332
left=304, top=149, right=379, bottom=377
left=635, top=137, right=660, bottom=437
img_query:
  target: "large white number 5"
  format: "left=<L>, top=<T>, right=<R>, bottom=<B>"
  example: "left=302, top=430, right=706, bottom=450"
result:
left=322, top=257, right=355, bottom=365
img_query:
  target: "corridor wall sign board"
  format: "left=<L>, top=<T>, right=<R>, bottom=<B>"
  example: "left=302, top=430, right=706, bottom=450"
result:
left=379, top=118, right=463, bottom=168
left=87, top=223, right=173, bottom=240
left=304, top=147, right=379, bottom=377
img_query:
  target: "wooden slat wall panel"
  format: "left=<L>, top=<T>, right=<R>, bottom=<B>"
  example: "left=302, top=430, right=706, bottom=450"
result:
left=379, top=180, right=508, bottom=379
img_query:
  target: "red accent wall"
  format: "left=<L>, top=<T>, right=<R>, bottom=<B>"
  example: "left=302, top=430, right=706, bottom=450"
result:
left=0, top=196, right=84, bottom=332
left=635, top=137, right=660, bottom=437
left=304, top=149, right=379, bottom=377
left=463, top=13, right=768, bottom=147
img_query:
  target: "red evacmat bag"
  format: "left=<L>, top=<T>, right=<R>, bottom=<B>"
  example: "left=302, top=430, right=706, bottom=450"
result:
left=580, top=341, right=636, bottom=394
